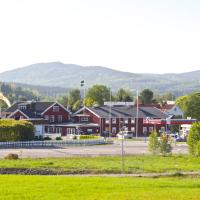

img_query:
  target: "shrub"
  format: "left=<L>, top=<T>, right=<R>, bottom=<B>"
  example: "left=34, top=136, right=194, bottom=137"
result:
left=148, top=132, right=172, bottom=156
left=79, top=135, right=100, bottom=140
left=4, top=153, right=19, bottom=160
left=187, top=122, right=200, bottom=155
left=56, top=137, right=62, bottom=140
left=34, top=135, right=43, bottom=141
left=44, top=136, right=52, bottom=140
left=159, top=133, right=172, bottom=156
left=148, top=131, right=159, bottom=155
left=0, top=119, right=35, bottom=142
left=195, top=141, right=200, bottom=156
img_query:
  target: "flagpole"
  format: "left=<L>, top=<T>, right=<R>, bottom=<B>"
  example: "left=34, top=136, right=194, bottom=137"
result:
left=109, top=88, right=112, bottom=137
left=136, top=89, right=139, bottom=139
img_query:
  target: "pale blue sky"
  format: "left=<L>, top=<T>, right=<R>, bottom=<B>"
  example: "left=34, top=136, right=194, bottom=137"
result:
left=0, top=0, right=200, bottom=73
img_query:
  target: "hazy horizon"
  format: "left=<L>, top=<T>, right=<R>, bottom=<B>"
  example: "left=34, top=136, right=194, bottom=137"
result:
left=0, top=0, right=200, bottom=74
left=0, top=61, right=199, bottom=75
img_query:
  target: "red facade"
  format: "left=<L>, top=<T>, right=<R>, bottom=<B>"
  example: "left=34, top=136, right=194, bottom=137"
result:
left=8, top=110, right=28, bottom=120
left=42, top=103, right=69, bottom=123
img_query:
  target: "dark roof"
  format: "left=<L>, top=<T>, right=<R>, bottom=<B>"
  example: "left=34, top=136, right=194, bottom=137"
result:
left=6, top=101, right=55, bottom=118
left=87, top=106, right=168, bottom=119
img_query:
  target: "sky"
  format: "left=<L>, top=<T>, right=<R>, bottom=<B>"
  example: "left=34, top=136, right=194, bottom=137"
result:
left=0, top=0, right=200, bottom=74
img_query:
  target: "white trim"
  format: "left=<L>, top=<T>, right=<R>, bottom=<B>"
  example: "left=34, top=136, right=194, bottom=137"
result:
left=74, top=106, right=101, bottom=118
left=7, top=109, right=29, bottom=119
left=41, top=102, right=70, bottom=115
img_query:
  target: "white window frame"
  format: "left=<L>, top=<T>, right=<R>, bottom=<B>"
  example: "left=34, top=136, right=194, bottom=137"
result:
left=58, top=115, right=63, bottom=123
left=105, top=118, right=110, bottom=124
left=50, top=115, right=55, bottom=123
left=81, top=117, right=88, bottom=122
left=19, top=105, right=26, bottom=110
left=131, top=127, right=135, bottom=132
left=45, top=115, right=49, bottom=120
left=124, top=118, right=128, bottom=124
left=131, top=118, right=135, bottom=123
left=53, top=106, right=59, bottom=112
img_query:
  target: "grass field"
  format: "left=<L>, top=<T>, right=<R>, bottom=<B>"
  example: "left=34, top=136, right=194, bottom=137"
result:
left=0, top=155, right=200, bottom=174
left=0, top=175, right=200, bottom=200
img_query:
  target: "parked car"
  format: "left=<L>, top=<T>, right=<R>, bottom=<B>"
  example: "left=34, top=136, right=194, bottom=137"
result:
left=117, top=131, right=134, bottom=139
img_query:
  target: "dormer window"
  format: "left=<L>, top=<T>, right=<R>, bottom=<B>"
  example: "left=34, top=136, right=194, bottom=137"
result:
left=53, top=106, right=59, bottom=112
left=81, top=117, right=88, bottom=122
left=19, top=105, right=26, bottom=110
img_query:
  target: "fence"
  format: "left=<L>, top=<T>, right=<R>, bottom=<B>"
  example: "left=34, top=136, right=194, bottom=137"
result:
left=0, top=139, right=113, bottom=148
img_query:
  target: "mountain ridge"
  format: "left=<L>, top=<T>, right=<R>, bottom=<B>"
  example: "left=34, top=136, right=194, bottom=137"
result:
left=0, top=62, right=199, bottom=96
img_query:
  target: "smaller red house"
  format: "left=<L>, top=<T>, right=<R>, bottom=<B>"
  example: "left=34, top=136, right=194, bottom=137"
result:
left=4, top=101, right=70, bottom=136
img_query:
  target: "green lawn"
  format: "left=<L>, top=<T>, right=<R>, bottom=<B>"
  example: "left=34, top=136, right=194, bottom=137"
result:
left=0, top=175, right=200, bottom=200
left=0, top=155, right=200, bottom=174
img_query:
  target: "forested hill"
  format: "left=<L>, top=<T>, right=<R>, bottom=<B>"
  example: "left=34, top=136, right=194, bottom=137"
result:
left=0, top=62, right=199, bottom=96
left=0, top=82, right=39, bottom=107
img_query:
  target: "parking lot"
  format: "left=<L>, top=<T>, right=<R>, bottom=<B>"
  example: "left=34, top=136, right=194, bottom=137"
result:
left=0, top=140, right=188, bottom=158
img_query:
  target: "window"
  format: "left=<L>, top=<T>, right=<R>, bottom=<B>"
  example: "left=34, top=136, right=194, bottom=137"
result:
left=112, top=118, right=116, bottom=124
left=112, top=127, right=116, bottom=133
left=56, top=127, right=62, bottom=133
left=67, top=128, right=76, bottom=134
left=19, top=105, right=26, bottom=110
left=131, top=127, right=135, bottom=132
left=45, top=115, right=49, bottom=120
left=53, top=106, right=59, bottom=112
left=58, top=115, right=63, bottom=123
left=87, top=129, right=93, bottom=134
left=50, top=115, right=55, bottom=123
left=105, top=118, right=110, bottom=124
left=20, top=116, right=24, bottom=119
left=81, top=117, right=88, bottom=122
left=124, top=119, right=128, bottom=124
left=131, top=118, right=135, bottom=123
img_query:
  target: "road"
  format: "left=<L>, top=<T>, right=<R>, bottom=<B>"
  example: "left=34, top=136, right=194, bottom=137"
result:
left=0, top=141, right=188, bottom=158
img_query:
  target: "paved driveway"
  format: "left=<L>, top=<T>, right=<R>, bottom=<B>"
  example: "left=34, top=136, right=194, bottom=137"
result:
left=0, top=141, right=188, bottom=158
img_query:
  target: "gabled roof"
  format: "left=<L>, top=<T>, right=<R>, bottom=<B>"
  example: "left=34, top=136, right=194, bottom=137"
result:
left=84, top=106, right=168, bottom=119
left=5, top=101, right=56, bottom=118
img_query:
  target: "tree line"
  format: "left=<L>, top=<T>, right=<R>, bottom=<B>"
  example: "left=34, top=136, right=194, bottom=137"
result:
left=57, top=85, right=176, bottom=112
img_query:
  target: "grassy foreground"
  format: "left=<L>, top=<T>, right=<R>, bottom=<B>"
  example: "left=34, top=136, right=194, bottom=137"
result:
left=0, top=175, right=200, bottom=200
left=0, top=155, right=200, bottom=173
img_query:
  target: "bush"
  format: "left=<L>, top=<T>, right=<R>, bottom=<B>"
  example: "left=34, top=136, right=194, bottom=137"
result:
left=56, top=137, right=62, bottom=140
left=148, top=132, right=172, bottom=156
left=79, top=135, right=100, bottom=140
left=4, top=153, right=19, bottom=160
left=159, top=133, right=172, bottom=156
left=187, top=122, right=200, bottom=156
left=44, top=136, right=52, bottom=140
left=148, top=131, right=159, bottom=155
left=0, top=119, right=35, bottom=142
left=195, top=141, right=200, bottom=156
left=34, top=135, right=43, bottom=141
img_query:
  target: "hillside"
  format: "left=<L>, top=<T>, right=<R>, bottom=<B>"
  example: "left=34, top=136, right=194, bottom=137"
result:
left=0, top=62, right=199, bottom=96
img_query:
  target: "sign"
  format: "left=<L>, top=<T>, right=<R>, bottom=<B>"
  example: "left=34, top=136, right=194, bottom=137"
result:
left=143, top=119, right=161, bottom=125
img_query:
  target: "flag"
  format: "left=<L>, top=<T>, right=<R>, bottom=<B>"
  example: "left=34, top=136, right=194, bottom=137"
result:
left=80, top=80, right=84, bottom=87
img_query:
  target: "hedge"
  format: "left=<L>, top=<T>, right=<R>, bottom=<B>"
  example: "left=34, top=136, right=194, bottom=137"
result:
left=0, top=119, right=35, bottom=142
left=79, top=135, right=100, bottom=140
